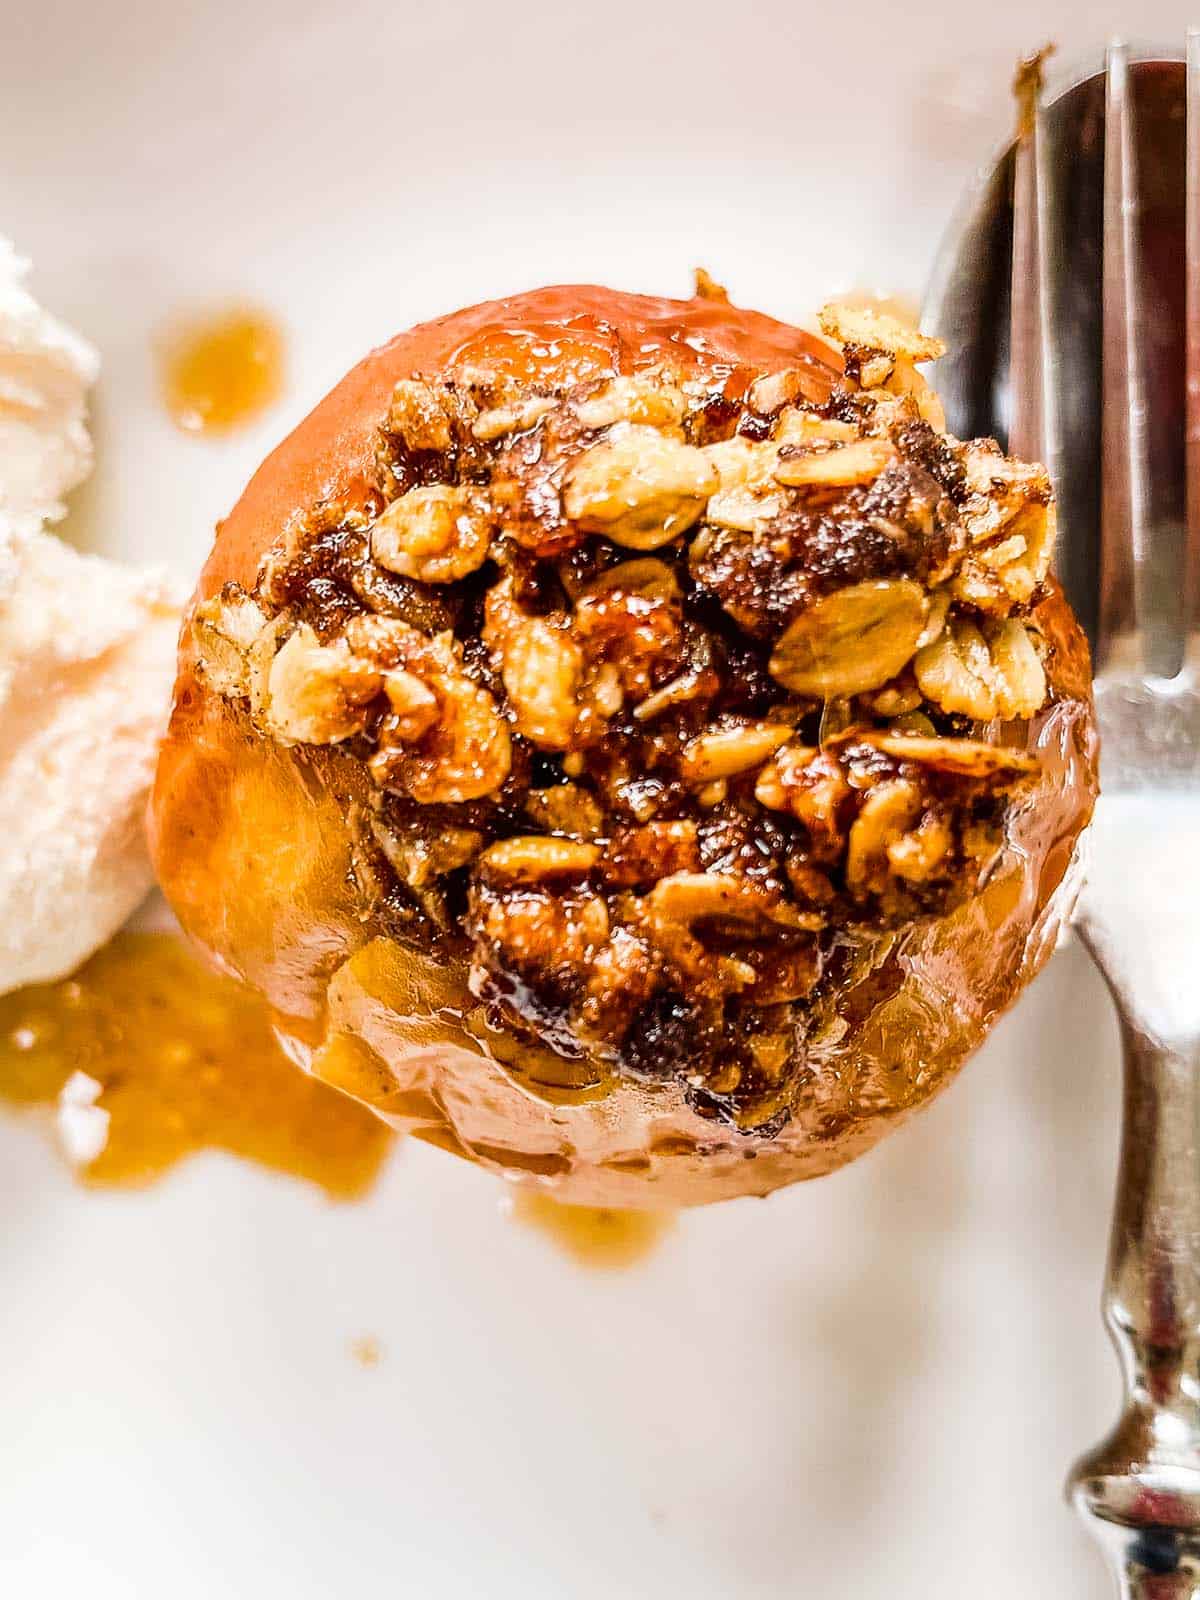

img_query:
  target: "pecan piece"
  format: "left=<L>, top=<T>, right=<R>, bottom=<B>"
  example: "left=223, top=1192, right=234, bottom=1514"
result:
left=370, top=484, right=493, bottom=584
left=347, top=616, right=512, bottom=803
left=479, top=836, right=601, bottom=882
left=262, top=625, right=384, bottom=745
left=562, top=423, right=718, bottom=550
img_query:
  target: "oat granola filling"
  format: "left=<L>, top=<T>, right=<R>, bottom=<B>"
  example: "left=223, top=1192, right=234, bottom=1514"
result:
left=192, top=304, right=1057, bottom=1132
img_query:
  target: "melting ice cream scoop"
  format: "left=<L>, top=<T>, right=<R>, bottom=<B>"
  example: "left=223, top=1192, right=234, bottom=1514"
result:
left=0, top=239, right=182, bottom=992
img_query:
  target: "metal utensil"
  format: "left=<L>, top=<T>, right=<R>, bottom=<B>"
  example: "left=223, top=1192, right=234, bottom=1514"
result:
left=924, top=39, right=1200, bottom=1598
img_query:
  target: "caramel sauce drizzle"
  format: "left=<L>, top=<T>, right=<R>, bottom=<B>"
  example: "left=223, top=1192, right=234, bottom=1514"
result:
left=161, top=306, right=285, bottom=434
left=0, top=930, right=672, bottom=1269
left=0, top=933, right=393, bottom=1198
left=510, top=1191, right=676, bottom=1269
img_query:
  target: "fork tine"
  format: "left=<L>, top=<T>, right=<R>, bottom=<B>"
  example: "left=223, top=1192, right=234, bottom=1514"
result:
left=1098, top=40, right=1153, bottom=673
left=1186, top=28, right=1200, bottom=649
left=1009, top=61, right=1052, bottom=468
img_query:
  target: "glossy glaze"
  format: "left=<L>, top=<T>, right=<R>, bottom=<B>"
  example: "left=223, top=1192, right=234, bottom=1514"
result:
left=510, top=1192, right=676, bottom=1268
left=160, top=306, right=285, bottom=435
left=150, top=285, right=1099, bottom=1208
left=0, top=932, right=393, bottom=1196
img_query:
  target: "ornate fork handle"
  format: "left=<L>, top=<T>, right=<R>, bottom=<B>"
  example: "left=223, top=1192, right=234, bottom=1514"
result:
left=1069, top=972, right=1200, bottom=1597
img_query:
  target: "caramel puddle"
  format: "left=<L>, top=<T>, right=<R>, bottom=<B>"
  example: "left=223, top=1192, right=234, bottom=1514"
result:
left=0, top=933, right=393, bottom=1198
left=511, top=1192, right=675, bottom=1269
left=160, top=306, right=285, bottom=434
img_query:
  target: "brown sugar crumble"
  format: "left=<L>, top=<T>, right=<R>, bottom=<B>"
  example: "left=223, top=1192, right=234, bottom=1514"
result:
left=192, top=303, right=1057, bottom=1134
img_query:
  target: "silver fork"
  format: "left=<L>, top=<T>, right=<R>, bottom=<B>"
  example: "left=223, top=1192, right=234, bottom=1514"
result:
left=1011, top=38, right=1200, bottom=1598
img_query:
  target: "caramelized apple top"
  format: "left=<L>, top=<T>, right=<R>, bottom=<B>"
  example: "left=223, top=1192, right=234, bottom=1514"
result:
left=173, top=282, right=1075, bottom=1135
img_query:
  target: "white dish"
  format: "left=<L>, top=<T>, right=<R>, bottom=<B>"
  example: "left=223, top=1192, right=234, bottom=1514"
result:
left=1, top=1, right=1151, bottom=1592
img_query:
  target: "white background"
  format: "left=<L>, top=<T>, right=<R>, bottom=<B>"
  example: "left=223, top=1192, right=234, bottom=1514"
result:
left=1, top=1, right=1173, bottom=1594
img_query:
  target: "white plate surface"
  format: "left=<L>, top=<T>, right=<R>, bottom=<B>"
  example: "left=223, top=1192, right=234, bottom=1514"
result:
left=2, top=2, right=1163, bottom=1593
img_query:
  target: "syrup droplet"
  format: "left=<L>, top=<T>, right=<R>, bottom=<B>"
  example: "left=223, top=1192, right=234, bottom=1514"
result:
left=0, top=932, right=394, bottom=1198
left=350, top=1335, right=383, bottom=1368
left=160, top=306, right=285, bottom=434
left=510, top=1191, right=675, bottom=1269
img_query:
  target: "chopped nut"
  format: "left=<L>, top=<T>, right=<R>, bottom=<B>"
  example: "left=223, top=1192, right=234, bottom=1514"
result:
left=264, top=624, right=383, bottom=746
left=573, top=375, right=687, bottom=432
left=754, top=745, right=850, bottom=861
left=371, top=484, right=493, bottom=584
left=371, top=817, right=484, bottom=893
left=769, top=579, right=929, bottom=698
left=705, top=485, right=787, bottom=532
left=381, top=669, right=439, bottom=742
left=886, top=358, right=946, bottom=430
left=1012, top=503, right=1054, bottom=592
left=846, top=779, right=924, bottom=894
left=192, top=587, right=268, bottom=696
left=913, top=619, right=991, bottom=720
left=857, top=353, right=894, bottom=389
left=773, top=436, right=894, bottom=488
left=483, top=579, right=583, bottom=749
left=786, top=858, right=836, bottom=906
left=524, top=783, right=606, bottom=839
left=700, top=435, right=787, bottom=528
left=961, top=442, right=1049, bottom=499
left=346, top=616, right=512, bottom=803
left=505, top=619, right=583, bottom=748
left=387, top=671, right=510, bottom=803
left=680, top=722, right=794, bottom=784
left=245, top=611, right=292, bottom=718
left=952, top=448, right=1053, bottom=610
left=471, top=396, right=556, bottom=441
left=887, top=812, right=952, bottom=883
left=748, top=370, right=810, bottom=415
left=773, top=410, right=859, bottom=447
left=386, top=378, right=455, bottom=452
left=914, top=615, right=1046, bottom=722
left=702, top=435, right=777, bottom=488
left=448, top=362, right=506, bottom=400
left=987, top=615, right=1048, bottom=717
left=562, top=423, right=718, bottom=549
left=961, top=502, right=1054, bottom=608
left=479, top=836, right=601, bottom=882
left=817, top=302, right=946, bottom=363
left=586, top=662, right=623, bottom=719
left=977, top=533, right=1028, bottom=572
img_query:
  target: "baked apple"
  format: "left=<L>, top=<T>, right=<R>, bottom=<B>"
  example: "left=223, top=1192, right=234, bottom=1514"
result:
left=148, top=283, right=1097, bottom=1208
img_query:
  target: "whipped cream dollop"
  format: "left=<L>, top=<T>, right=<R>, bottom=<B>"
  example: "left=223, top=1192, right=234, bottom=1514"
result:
left=0, top=239, right=182, bottom=993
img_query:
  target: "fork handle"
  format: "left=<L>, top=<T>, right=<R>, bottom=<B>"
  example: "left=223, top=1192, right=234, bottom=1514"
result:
left=1069, top=1009, right=1200, bottom=1595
